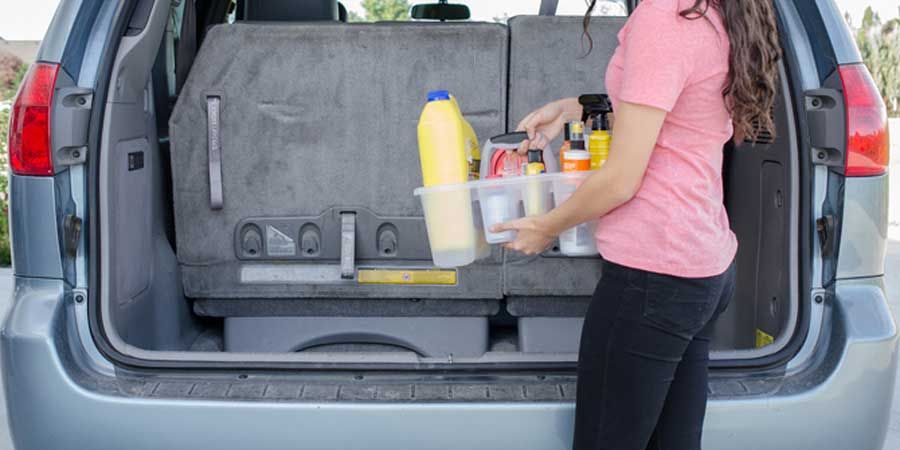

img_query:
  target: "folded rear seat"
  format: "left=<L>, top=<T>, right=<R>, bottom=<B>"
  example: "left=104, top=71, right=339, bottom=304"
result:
left=506, top=15, right=626, bottom=353
left=169, top=21, right=508, bottom=355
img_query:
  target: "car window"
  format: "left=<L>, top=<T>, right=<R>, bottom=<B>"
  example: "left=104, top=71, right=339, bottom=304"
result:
left=344, top=1, right=628, bottom=23
left=557, top=0, right=626, bottom=17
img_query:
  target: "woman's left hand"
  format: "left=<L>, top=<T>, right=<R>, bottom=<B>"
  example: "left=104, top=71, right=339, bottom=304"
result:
left=491, top=215, right=558, bottom=255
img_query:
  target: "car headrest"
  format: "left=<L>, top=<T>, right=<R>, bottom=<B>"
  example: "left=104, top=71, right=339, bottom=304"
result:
left=241, top=0, right=339, bottom=21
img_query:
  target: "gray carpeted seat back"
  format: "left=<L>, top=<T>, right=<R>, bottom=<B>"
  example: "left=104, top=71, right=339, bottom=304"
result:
left=504, top=16, right=627, bottom=314
left=170, top=22, right=508, bottom=301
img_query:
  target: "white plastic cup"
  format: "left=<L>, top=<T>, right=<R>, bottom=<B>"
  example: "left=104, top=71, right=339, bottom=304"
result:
left=559, top=221, right=599, bottom=256
left=478, top=185, right=520, bottom=244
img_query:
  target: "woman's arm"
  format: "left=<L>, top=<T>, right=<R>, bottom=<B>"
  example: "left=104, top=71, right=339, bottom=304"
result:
left=515, top=97, right=582, bottom=153
left=492, top=101, right=667, bottom=255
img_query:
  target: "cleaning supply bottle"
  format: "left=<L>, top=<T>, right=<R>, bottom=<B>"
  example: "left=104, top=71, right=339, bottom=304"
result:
left=555, top=153, right=598, bottom=256
left=588, top=114, right=610, bottom=170
left=417, top=90, right=480, bottom=186
left=416, top=90, right=484, bottom=267
left=562, top=150, right=591, bottom=172
left=558, top=122, right=572, bottom=168
left=525, top=149, right=546, bottom=175
left=562, top=121, right=589, bottom=171
left=524, top=148, right=549, bottom=216
left=569, top=121, right=585, bottom=151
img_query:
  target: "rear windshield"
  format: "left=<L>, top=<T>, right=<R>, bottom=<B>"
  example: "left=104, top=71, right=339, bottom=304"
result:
left=344, top=0, right=628, bottom=23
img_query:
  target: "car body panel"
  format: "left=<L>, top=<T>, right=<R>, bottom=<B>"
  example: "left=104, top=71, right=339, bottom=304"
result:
left=2, top=276, right=895, bottom=450
left=838, top=175, right=889, bottom=279
left=34, top=0, right=84, bottom=64
left=813, top=0, right=863, bottom=65
left=9, top=176, right=65, bottom=279
left=2, top=0, right=895, bottom=448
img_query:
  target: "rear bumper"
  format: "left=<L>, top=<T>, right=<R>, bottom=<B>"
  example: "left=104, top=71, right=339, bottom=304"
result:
left=2, top=277, right=896, bottom=450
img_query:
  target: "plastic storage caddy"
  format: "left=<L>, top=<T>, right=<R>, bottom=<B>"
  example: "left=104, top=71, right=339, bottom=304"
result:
left=414, top=172, right=598, bottom=267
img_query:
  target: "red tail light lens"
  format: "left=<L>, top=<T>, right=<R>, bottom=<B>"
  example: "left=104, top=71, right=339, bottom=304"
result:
left=8, top=62, right=59, bottom=176
left=838, top=64, right=890, bottom=177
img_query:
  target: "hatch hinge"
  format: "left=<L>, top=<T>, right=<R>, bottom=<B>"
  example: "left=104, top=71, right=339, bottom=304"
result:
left=805, top=88, right=845, bottom=168
left=816, top=215, right=836, bottom=258
left=53, top=86, right=94, bottom=167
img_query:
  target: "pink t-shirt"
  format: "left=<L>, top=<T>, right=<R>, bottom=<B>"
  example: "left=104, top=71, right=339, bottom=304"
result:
left=598, top=0, right=738, bottom=278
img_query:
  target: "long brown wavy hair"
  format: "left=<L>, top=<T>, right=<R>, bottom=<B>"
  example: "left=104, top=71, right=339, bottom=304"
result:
left=583, top=0, right=782, bottom=142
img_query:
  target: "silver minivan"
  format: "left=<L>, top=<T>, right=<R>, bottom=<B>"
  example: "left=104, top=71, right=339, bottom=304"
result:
left=2, top=0, right=895, bottom=449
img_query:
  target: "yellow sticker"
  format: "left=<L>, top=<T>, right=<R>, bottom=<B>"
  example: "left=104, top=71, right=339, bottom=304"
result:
left=357, top=269, right=457, bottom=285
left=755, top=329, right=775, bottom=348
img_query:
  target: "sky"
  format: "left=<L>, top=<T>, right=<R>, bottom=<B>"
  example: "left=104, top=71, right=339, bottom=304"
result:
left=1, top=0, right=898, bottom=41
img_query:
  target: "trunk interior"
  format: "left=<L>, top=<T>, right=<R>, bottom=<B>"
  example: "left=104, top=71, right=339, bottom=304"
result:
left=96, top=0, right=799, bottom=367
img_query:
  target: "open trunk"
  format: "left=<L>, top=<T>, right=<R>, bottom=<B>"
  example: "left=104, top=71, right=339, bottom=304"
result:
left=95, top=1, right=800, bottom=369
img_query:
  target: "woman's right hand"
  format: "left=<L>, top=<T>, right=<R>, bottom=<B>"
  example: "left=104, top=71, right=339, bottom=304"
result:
left=514, top=97, right=582, bottom=155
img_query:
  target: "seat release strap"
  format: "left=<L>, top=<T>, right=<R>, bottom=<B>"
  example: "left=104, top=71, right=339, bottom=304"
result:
left=206, top=96, right=224, bottom=210
left=340, top=212, right=356, bottom=279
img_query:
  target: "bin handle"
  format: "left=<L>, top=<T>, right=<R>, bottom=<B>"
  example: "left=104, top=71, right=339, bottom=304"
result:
left=489, top=131, right=529, bottom=146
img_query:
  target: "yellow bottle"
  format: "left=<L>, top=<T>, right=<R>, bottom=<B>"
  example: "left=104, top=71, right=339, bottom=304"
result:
left=524, top=149, right=548, bottom=216
left=417, top=90, right=480, bottom=186
left=588, top=115, right=610, bottom=170
left=416, top=90, right=487, bottom=267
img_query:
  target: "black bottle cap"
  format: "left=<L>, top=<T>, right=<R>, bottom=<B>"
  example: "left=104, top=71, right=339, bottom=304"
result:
left=563, top=122, right=571, bottom=140
left=570, top=139, right=585, bottom=150
left=591, top=115, right=600, bottom=131
left=527, top=149, right=544, bottom=164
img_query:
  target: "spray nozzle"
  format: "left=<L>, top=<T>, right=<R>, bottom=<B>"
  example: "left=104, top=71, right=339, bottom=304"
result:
left=579, top=94, right=613, bottom=130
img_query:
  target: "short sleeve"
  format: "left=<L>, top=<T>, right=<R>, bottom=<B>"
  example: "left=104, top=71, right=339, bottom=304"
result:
left=617, top=1, right=692, bottom=112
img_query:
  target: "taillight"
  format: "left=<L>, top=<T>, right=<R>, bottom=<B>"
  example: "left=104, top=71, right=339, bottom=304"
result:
left=8, top=62, right=59, bottom=176
left=838, top=64, right=890, bottom=177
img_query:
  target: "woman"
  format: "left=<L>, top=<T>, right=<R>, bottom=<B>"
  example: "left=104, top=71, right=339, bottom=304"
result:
left=492, top=0, right=781, bottom=448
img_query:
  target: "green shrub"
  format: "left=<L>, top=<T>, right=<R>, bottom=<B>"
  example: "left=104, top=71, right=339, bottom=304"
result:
left=0, top=57, right=25, bottom=267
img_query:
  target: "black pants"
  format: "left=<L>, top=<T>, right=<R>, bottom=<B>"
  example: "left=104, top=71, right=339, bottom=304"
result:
left=573, top=260, right=736, bottom=450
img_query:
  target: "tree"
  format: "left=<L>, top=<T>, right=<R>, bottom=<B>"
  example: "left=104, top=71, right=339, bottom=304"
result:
left=351, top=0, right=411, bottom=22
left=0, top=52, right=26, bottom=100
left=851, top=7, right=900, bottom=116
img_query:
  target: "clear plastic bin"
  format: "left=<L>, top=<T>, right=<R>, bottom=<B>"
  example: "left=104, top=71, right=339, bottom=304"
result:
left=414, top=172, right=597, bottom=267
left=553, top=177, right=599, bottom=256
left=415, top=183, right=489, bottom=268
left=477, top=183, right=522, bottom=244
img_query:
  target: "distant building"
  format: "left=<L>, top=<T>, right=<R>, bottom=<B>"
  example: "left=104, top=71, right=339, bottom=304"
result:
left=0, top=37, right=41, bottom=65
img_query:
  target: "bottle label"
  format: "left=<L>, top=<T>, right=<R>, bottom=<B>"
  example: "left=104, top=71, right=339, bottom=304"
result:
left=525, top=163, right=546, bottom=176
left=469, top=158, right=480, bottom=180
left=590, top=156, right=606, bottom=170
left=563, top=158, right=591, bottom=172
